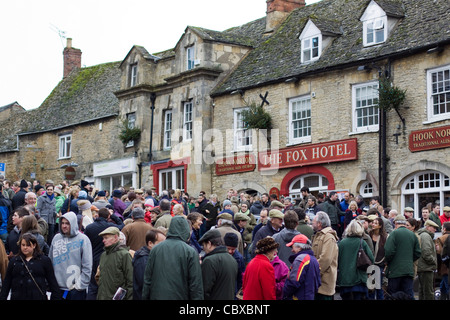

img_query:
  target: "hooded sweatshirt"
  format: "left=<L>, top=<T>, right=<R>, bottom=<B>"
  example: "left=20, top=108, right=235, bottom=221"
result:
left=49, top=211, right=93, bottom=291
left=142, top=216, right=203, bottom=300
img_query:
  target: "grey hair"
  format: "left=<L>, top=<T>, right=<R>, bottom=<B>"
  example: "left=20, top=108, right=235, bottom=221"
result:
left=220, top=219, right=234, bottom=226
left=315, top=211, right=331, bottom=228
left=293, top=242, right=312, bottom=251
left=344, top=219, right=365, bottom=237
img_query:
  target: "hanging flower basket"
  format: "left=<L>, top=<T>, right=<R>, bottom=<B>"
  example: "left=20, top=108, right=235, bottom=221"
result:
left=240, top=101, right=272, bottom=130
left=118, top=119, right=141, bottom=145
left=376, top=76, right=406, bottom=112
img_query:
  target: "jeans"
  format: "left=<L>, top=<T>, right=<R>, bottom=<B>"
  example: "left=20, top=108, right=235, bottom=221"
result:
left=440, top=274, right=449, bottom=298
left=64, top=289, right=87, bottom=300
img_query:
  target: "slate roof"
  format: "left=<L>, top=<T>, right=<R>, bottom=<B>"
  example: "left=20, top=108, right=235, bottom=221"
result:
left=152, top=17, right=268, bottom=61
left=211, top=0, right=450, bottom=96
left=0, top=61, right=121, bottom=153
left=190, top=16, right=267, bottom=48
left=18, top=61, right=121, bottom=135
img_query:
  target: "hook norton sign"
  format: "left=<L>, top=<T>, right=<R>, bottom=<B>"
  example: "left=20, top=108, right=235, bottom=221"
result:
left=409, top=125, right=450, bottom=152
left=258, top=138, right=358, bottom=171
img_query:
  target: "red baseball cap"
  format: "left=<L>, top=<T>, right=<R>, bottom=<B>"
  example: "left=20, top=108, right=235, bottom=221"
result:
left=286, top=234, right=309, bottom=247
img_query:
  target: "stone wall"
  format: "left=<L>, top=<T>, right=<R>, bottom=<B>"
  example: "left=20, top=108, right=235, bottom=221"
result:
left=10, top=116, right=124, bottom=184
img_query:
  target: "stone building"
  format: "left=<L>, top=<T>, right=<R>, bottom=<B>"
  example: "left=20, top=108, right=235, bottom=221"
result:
left=2, top=0, right=449, bottom=216
left=112, top=19, right=268, bottom=196
left=210, top=0, right=450, bottom=218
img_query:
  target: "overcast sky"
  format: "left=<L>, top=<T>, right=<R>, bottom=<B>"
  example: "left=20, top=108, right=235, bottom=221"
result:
left=0, top=0, right=321, bottom=110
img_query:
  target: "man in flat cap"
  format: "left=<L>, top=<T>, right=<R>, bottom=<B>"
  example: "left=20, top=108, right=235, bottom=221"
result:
left=250, top=209, right=285, bottom=257
left=198, top=229, right=238, bottom=300
left=384, top=215, right=421, bottom=300
left=96, top=226, right=133, bottom=300
left=441, top=206, right=450, bottom=225
left=403, top=206, right=415, bottom=220
left=233, top=212, right=251, bottom=263
left=417, top=219, right=439, bottom=300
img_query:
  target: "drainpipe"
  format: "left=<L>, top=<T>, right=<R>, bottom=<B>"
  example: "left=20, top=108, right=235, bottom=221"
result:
left=379, top=62, right=391, bottom=207
left=149, top=93, right=156, bottom=164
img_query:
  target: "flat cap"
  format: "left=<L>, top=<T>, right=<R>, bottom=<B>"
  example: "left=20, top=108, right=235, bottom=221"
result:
left=99, top=226, right=120, bottom=237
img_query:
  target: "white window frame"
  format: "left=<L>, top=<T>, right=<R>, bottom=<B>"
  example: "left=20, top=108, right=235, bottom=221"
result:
left=288, top=95, right=312, bottom=145
left=289, top=174, right=329, bottom=200
left=59, top=134, right=72, bottom=159
left=426, top=64, right=450, bottom=123
left=233, top=108, right=252, bottom=152
left=301, top=35, right=321, bottom=63
left=186, top=46, right=195, bottom=70
left=360, top=181, right=374, bottom=199
left=130, top=63, right=138, bottom=87
left=125, top=113, right=136, bottom=148
left=163, top=110, right=172, bottom=150
left=351, top=81, right=379, bottom=134
left=401, top=171, right=450, bottom=219
left=183, top=101, right=193, bottom=141
left=159, top=166, right=185, bottom=194
left=363, top=17, right=387, bottom=46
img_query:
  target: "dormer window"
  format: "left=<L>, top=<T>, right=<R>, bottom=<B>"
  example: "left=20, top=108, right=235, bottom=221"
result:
left=299, top=20, right=322, bottom=64
left=360, top=0, right=403, bottom=47
left=302, top=36, right=320, bottom=63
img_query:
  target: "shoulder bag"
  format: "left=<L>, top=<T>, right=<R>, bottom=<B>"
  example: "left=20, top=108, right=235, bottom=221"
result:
left=356, top=238, right=372, bottom=270
left=20, top=256, right=47, bottom=299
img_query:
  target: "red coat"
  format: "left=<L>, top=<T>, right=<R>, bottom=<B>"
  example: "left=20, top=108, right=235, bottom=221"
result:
left=440, top=214, right=450, bottom=225
left=242, top=254, right=276, bottom=300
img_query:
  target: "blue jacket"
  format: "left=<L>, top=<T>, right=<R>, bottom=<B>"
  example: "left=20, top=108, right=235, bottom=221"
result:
left=0, top=194, right=11, bottom=237
left=283, top=249, right=321, bottom=300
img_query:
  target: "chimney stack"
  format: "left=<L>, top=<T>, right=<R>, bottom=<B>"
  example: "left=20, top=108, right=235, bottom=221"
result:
left=63, top=38, right=82, bottom=78
left=265, top=0, right=305, bottom=33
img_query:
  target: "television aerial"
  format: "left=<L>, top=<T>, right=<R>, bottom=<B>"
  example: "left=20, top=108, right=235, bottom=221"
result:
left=49, top=23, right=67, bottom=48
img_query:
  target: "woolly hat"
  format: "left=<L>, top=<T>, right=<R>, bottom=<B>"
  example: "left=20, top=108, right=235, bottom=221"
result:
left=224, top=232, right=239, bottom=248
left=97, top=190, right=106, bottom=197
left=144, top=198, right=155, bottom=207
left=131, top=207, right=145, bottom=219
left=20, top=179, right=28, bottom=188
left=112, top=189, right=122, bottom=198
left=223, top=199, right=232, bottom=207
left=77, top=200, right=91, bottom=211
left=78, top=190, right=88, bottom=199
left=255, top=237, right=279, bottom=255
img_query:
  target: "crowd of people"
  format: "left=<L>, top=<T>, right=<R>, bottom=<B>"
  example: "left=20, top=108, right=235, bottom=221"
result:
left=0, top=176, right=449, bottom=301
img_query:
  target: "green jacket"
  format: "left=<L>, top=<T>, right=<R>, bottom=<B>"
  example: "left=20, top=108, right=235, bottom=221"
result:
left=337, top=236, right=374, bottom=287
left=417, top=228, right=437, bottom=272
left=97, top=242, right=133, bottom=300
left=201, top=246, right=238, bottom=300
left=296, top=220, right=314, bottom=240
left=384, top=226, right=421, bottom=278
left=320, top=200, right=343, bottom=226
left=142, top=216, right=203, bottom=300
